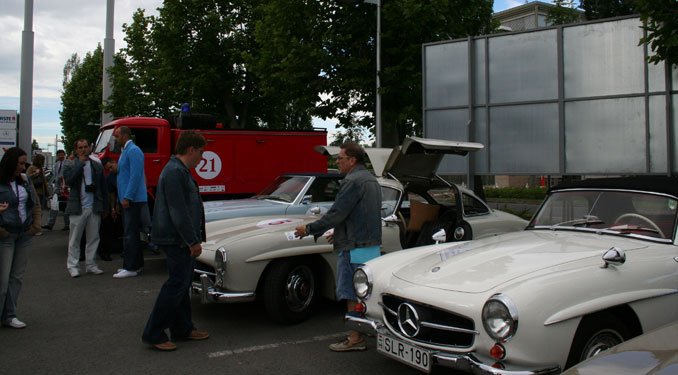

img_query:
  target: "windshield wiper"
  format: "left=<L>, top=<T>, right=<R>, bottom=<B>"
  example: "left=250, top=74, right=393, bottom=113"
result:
left=552, top=215, right=604, bottom=228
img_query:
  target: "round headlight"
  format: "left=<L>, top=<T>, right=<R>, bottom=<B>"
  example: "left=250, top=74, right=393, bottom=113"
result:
left=482, top=294, right=518, bottom=342
left=352, top=267, right=372, bottom=300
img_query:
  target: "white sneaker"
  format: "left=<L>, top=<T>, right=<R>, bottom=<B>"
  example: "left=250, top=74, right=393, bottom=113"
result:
left=68, top=269, right=80, bottom=278
left=86, top=267, right=104, bottom=275
left=113, top=269, right=138, bottom=279
left=117, top=267, right=143, bottom=273
left=3, top=317, right=27, bottom=329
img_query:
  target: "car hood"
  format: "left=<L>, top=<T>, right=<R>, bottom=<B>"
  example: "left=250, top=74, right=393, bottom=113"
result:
left=391, top=230, right=648, bottom=293
left=203, top=199, right=282, bottom=220
left=203, top=215, right=311, bottom=248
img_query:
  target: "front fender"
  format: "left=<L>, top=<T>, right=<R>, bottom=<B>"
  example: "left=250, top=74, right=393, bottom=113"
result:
left=544, top=288, right=678, bottom=326
left=246, top=243, right=333, bottom=263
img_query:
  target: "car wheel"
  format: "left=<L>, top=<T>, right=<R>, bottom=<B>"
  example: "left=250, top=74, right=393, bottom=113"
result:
left=262, top=258, right=316, bottom=324
left=566, top=313, right=629, bottom=369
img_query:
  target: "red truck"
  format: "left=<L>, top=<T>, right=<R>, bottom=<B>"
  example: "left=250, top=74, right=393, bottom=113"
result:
left=92, top=112, right=328, bottom=201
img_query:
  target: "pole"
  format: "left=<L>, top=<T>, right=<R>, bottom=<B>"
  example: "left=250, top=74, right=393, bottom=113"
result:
left=19, top=0, right=34, bottom=153
left=102, top=0, right=115, bottom=126
left=375, top=0, right=381, bottom=147
left=364, top=0, right=381, bottom=147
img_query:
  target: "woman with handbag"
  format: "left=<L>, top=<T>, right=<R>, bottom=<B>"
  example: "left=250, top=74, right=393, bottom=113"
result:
left=0, top=147, right=42, bottom=329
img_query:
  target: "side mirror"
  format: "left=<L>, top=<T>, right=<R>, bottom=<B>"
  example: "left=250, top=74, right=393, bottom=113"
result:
left=601, top=247, right=626, bottom=268
left=432, top=229, right=447, bottom=244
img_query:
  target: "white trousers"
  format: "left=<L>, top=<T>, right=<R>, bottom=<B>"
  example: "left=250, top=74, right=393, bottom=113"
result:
left=66, top=208, right=101, bottom=271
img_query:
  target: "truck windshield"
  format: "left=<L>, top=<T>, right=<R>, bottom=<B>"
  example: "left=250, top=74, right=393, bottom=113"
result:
left=94, top=128, right=114, bottom=154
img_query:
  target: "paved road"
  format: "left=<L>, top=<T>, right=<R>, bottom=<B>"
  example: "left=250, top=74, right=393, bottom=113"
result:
left=0, top=220, right=456, bottom=375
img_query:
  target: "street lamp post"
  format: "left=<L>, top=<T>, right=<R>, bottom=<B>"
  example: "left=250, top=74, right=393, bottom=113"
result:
left=364, top=0, right=381, bottom=147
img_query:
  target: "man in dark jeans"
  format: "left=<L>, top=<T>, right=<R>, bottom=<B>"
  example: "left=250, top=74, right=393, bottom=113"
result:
left=141, top=131, right=209, bottom=351
left=112, top=126, right=148, bottom=279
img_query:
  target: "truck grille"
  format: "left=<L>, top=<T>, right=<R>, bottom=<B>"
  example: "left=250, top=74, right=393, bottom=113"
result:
left=381, top=294, right=476, bottom=348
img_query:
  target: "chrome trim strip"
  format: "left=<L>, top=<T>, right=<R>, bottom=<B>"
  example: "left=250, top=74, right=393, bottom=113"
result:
left=421, top=321, right=479, bottom=335
left=191, top=274, right=256, bottom=304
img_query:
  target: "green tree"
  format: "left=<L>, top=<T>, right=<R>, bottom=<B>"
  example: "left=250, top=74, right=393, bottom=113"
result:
left=546, top=0, right=582, bottom=25
left=31, top=139, right=40, bottom=152
left=579, top=0, right=636, bottom=20
left=60, top=45, right=104, bottom=154
left=107, top=0, right=496, bottom=144
left=636, top=0, right=678, bottom=67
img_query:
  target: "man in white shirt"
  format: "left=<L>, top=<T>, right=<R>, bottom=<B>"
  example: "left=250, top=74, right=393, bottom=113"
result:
left=63, top=140, right=108, bottom=278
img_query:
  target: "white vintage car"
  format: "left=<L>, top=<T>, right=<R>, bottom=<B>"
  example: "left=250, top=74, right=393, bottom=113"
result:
left=347, top=176, right=678, bottom=374
left=192, top=137, right=527, bottom=323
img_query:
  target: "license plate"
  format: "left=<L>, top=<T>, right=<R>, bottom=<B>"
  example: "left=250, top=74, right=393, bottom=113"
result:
left=377, top=333, right=431, bottom=373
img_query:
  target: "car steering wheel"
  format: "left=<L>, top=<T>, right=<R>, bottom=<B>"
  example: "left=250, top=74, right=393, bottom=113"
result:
left=613, top=213, right=665, bottom=238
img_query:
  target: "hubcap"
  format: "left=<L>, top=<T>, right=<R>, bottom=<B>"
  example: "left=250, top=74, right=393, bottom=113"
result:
left=582, top=329, right=623, bottom=360
left=285, top=265, right=315, bottom=312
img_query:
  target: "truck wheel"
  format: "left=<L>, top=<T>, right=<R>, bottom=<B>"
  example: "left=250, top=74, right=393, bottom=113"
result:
left=262, top=259, right=316, bottom=324
left=566, top=313, right=629, bottom=369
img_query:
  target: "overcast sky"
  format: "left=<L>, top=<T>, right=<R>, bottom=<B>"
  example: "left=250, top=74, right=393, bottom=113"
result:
left=0, top=0, right=523, bottom=151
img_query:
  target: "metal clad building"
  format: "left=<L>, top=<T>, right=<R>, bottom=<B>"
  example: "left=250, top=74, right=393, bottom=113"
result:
left=423, top=16, right=677, bottom=176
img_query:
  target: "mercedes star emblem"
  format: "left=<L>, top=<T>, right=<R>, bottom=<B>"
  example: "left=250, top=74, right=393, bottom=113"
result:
left=397, top=303, right=421, bottom=338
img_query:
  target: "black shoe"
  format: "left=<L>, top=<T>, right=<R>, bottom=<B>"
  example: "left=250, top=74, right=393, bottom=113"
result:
left=41, top=225, right=53, bottom=230
left=62, top=226, right=70, bottom=231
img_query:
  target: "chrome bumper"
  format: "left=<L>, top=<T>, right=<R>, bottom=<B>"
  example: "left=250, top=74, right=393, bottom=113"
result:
left=191, top=273, right=256, bottom=304
left=345, top=314, right=560, bottom=375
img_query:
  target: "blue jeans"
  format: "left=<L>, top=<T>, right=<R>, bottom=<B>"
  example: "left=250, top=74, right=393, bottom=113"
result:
left=122, top=202, right=148, bottom=271
left=142, top=244, right=195, bottom=344
left=336, top=250, right=361, bottom=301
left=0, top=232, right=31, bottom=322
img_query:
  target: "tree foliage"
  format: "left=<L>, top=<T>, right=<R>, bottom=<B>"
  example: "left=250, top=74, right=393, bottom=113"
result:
left=546, top=0, right=582, bottom=25
left=636, top=0, right=678, bottom=67
left=579, top=0, right=677, bottom=67
left=579, top=0, right=636, bottom=20
left=105, top=0, right=496, bottom=146
left=60, top=45, right=104, bottom=154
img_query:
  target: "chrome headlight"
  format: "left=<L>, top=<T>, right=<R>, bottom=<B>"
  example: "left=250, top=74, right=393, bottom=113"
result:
left=214, top=247, right=227, bottom=287
left=352, top=266, right=373, bottom=300
left=482, top=293, right=518, bottom=342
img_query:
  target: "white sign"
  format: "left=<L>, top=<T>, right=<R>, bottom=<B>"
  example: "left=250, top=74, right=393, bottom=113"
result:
left=195, top=150, right=222, bottom=180
left=0, top=110, right=17, bottom=130
left=0, top=110, right=17, bottom=160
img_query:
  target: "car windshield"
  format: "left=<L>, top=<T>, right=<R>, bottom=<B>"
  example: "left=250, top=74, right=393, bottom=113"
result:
left=94, top=127, right=114, bottom=154
left=529, top=190, right=678, bottom=241
left=254, top=176, right=311, bottom=203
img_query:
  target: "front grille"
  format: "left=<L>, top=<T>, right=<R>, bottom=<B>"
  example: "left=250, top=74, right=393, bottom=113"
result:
left=381, top=294, right=476, bottom=348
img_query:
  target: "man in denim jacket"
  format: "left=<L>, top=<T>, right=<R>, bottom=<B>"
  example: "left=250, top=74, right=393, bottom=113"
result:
left=295, top=142, right=382, bottom=352
left=142, top=131, right=208, bottom=351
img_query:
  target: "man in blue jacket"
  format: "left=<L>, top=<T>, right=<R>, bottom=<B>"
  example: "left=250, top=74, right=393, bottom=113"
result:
left=142, top=131, right=208, bottom=351
left=112, top=126, right=149, bottom=279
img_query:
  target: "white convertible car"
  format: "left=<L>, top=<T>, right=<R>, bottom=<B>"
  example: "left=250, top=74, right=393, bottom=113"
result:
left=347, top=176, right=678, bottom=374
left=192, top=137, right=527, bottom=324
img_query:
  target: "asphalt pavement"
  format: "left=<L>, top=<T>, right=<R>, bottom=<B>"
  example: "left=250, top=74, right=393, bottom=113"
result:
left=0, top=213, right=439, bottom=375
